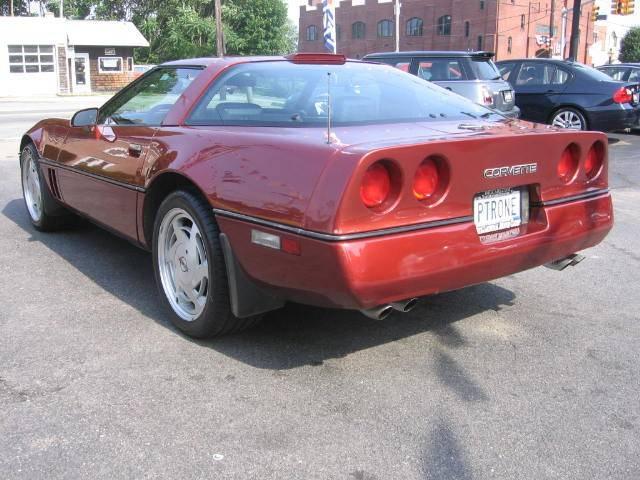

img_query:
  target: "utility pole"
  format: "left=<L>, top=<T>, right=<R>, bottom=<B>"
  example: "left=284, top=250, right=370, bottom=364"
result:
left=568, top=0, right=582, bottom=60
left=214, top=0, right=224, bottom=57
left=394, top=0, right=401, bottom=52
left=60, top=0, right=64, bottom=18
left=10, top=0, right=13, bottom=16
left=550, top=0, right=556, bottom=39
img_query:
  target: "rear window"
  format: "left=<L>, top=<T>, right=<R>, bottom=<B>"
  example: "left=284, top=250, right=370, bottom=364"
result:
left=416, top=59, right=465, bottom=81
left=186, top=61, right=501, bottom=127
left=468, top=57, right=502, bottom=80
left=573, top=63, right=619, bottom=82
left=598, top=67, right=627, bottom=81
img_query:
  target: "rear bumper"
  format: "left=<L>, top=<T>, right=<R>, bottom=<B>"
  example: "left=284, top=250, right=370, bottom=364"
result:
left=217, top=192, right=613, bottom=310
left=586, top=104, right=639, bottom=131
left=497, top=105, right=520, bottom=118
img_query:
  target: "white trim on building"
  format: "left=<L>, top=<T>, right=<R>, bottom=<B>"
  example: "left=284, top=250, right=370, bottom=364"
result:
left=0, top=16, right=149, bottom=97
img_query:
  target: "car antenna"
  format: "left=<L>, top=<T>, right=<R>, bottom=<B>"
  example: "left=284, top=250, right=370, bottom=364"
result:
left=326, top=72, right=332, bottom=144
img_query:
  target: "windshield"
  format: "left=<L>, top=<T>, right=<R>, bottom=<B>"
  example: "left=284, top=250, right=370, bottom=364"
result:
left=468, top=58, right=502, bottom=80
left=187, top=61, right=501, bottom=127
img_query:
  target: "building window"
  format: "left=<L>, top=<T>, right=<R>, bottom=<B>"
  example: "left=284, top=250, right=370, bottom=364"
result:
left=352, top=21, right=366, bottom=39
left=464, top=21, right=470, bottom=38
left=127, top=57, right=134, bottom=71
left=521, top=14, right=526, bottom=29
left=98, top=57, right=123, bottom=74
left=377, top=19, right=393, bottom=38
left=507, top=36, right=513, bottom=53
left=437, top=15, right=452, bottom=36
left=336, top=24, right=342, bottom=41
left=477, top=35, right=483, bottom=50
left=8, top=45, right=55, bottom=74
left=480, top=1, right=485, bottom=9
left=306, top=25, right=318, bottom=41
left=406, top=17, right=423, bottom=36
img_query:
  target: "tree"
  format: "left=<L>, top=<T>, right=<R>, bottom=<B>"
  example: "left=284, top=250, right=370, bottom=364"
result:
left=1, top=0, right=30, bottom=16
left=222, top=0, right=295, bottom=56
left=619, top=27, right=640, bottom=63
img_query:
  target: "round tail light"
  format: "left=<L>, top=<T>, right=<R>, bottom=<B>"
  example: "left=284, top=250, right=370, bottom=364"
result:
left=558, top=145, right=579, bottom=183
left=413, top=158, right=440, bottom=200
left=360, top=162, right=391, bottom=208
left=584, top=142, right=604, bottom=180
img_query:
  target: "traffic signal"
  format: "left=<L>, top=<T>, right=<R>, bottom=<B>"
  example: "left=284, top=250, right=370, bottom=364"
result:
left=592, top=5, right=600, bottom=20
left=625, top=0, right=635, bottom=14
left=612, top=0, right=635, bottom=14
left=612, top=0, right=624, bottom=14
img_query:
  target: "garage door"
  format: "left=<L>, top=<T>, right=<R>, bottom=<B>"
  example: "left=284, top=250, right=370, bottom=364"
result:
left=6, top=45, right=57, bottom=96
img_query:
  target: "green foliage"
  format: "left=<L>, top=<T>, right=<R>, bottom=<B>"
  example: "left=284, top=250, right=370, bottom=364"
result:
left=46, top=0, right=93, bottom=19
left=619, top=27, right=640, bottom=63
left=3, top=0, right=296, bottom=62
left=223, top=0, right=296, bottom=56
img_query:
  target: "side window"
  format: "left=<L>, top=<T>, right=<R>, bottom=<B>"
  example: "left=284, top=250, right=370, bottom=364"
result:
left=629, top=69, right=639, bottom=82
left=498, top=62, right=517, bottom=81
left=552, top=68, right=570, bottom=85
left=371, top=57, right=412, bottom=72
left=98, top=68, right=201, bottom=126
left=417, top=59, right=465, bottom=81
left=515, top=62, right=554, bottom=86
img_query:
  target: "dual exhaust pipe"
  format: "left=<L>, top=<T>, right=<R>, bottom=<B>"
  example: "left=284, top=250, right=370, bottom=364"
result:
left=360, top=298, right=419, bottom=321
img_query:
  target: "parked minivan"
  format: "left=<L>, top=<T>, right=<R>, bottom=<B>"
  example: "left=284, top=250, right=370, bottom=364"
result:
left=363, top=51, right=520, bottom=118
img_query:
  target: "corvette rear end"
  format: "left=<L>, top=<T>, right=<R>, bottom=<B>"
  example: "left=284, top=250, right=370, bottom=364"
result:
left=216, top=123, right=613, bottom=318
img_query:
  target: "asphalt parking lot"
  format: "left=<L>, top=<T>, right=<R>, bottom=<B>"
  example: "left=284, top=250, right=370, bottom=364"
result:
left=0, top=97, right=639, bottom=480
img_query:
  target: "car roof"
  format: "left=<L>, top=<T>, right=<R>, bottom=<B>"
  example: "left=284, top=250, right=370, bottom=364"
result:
left=496, top=58, right=581, bottom=65
left=364, top=51, right=494, bottom=58
left=598, top=63, right=640, bottom=67
left=160, top=56, right=299, bottom=68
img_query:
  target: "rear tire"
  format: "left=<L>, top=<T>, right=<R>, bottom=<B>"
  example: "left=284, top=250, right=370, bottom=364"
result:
left=550, top=108, right=587, bottom=131
left=20, top=143, right=73, bottom=231
left=152, top=190, right=262, bottom=338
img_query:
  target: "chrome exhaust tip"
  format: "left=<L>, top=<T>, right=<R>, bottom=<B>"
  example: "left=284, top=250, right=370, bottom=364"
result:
left=360, top=305, right=394, bottom=321
left=391, top=298, right=419, bottom=313
left=544, top=253, right=585, bottom=271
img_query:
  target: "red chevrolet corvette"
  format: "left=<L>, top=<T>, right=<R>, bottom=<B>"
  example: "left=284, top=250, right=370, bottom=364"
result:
left=20, top=53, right=613, bottom=337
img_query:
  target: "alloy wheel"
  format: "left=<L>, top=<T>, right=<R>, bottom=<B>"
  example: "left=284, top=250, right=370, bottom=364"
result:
left=551, top=110, right=584, bottom=130
left=157, top=208, right=209, bottom=321
left=22, top=150, right=43, bottom=222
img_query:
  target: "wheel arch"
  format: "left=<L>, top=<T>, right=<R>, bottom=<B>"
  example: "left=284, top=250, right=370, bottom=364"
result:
left=547, top=105, right=589, bottom=129
left=19, top=135, right=34, bottom=157
left=142, top=171, right=211, bottom=248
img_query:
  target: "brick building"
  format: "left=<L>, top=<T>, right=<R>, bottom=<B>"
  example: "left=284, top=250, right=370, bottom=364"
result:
left=298, top=0, right=594, bottom=63
left=0, top=15, right=149, bottom=97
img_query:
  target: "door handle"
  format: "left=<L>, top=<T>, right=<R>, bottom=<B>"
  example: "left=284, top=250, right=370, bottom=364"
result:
left=128, top=143, right=143, bottom=157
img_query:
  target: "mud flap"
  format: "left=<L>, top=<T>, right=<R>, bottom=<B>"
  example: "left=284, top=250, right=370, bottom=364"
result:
left=219, top=233, right=285, bottom=318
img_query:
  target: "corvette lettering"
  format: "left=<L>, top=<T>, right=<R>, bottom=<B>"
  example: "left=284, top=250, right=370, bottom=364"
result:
left=484, top=163, right=538, bottom=179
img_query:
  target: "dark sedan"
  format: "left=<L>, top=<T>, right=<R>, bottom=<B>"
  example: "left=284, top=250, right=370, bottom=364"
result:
left=597, top=63, right=640, bottom=83
left=496, top=58, right=639, bottom=131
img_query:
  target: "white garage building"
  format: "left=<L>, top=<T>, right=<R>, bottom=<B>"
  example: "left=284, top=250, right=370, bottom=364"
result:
left=0, top=15, right=149, bottom=97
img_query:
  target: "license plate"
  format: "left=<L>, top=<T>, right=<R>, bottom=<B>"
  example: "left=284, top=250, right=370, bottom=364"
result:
left=474, top=189, right=522, bottom=234
left=502, top=90, right=513, bottom=102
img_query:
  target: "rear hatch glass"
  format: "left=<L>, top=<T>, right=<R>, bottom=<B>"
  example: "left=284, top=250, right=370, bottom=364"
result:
left=468, top=57, right=502, bottom=80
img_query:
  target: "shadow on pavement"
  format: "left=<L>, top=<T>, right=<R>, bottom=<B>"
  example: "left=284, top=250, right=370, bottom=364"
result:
left=4, top=197, right=516, bottom=371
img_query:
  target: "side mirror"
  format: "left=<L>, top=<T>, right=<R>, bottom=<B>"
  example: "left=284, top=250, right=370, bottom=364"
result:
left=71, top=108, right=98, bottom=127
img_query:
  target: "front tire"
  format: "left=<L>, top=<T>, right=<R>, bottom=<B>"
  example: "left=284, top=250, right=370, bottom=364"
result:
left=550, top=108, right=587, bottom=131
left=152, top=190, right=261, bottom=338
left=20, top=143, right=71, bottom=231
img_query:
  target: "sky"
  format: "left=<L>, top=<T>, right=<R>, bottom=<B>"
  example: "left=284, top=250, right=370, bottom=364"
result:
left=286, top=0, right=303, bottom=29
